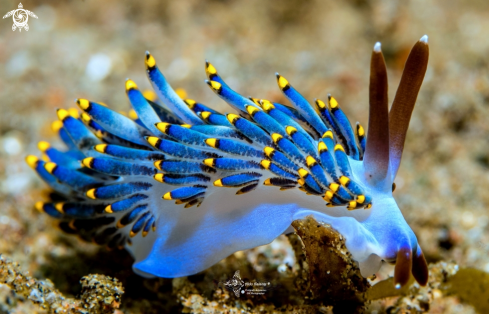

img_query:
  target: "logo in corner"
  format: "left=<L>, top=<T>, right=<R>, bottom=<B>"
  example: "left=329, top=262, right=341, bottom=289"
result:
left=3, top=3, right=38, bottom=32
left=222, top=271, right=245, bottom=297
left=220, top=270, right=272, bottom=298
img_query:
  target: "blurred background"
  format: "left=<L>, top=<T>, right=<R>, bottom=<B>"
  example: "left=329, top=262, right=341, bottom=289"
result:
left=1, top=0, right=489, bottom=312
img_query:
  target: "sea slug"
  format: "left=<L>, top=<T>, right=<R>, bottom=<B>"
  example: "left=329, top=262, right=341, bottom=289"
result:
left=27, top=35, right=429, bottom=288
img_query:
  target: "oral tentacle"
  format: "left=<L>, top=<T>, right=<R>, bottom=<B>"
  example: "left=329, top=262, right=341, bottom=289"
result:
left=412, top=246, right=429, bottom=286
left=394, top=246, right=413, bottom=288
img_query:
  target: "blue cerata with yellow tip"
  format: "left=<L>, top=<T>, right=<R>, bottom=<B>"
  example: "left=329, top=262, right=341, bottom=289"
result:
left=27, top=35, right=430, bottom=288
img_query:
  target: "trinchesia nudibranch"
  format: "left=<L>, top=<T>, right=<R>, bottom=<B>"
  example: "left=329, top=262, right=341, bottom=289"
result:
left=26, top=35, right=429, bottom=288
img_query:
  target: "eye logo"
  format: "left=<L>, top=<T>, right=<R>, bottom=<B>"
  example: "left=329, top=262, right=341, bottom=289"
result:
left=3, top=3, right=38, bottom=32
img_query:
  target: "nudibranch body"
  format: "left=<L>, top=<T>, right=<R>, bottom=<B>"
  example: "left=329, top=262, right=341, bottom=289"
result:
left=27, top=36, right=429, bottom=288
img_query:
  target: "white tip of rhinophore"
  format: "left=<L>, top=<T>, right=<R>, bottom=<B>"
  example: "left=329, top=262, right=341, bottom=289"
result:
left=373, top=42, right=381, bottom=52
left=419, top=35, right=428, bottom=44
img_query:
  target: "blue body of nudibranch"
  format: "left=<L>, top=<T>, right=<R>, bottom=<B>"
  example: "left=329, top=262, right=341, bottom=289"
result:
left=27, top=36, right=430, bottom=288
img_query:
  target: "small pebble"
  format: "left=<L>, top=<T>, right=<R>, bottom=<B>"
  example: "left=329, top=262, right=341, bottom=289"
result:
left=86, top=53, right=112, bottom=82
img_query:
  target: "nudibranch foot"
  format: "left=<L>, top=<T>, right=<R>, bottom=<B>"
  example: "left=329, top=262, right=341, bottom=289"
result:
left=28, top=35, right=429, bottom=288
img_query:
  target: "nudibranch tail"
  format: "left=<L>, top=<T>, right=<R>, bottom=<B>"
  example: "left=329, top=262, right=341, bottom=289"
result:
left=28, top=36, right=429, bottom=288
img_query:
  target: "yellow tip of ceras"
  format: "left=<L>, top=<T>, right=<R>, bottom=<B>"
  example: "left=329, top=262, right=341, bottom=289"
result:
left=56, top=109, right=70, bottom=121
left=146, top=136, right=160, bottom=148
left=356, top=195, right=366, bottom=204
left=306, top=156, right=316, bottom=167
left=263, top=146, right=275, bottom=157
left=347, top=201, right=357, bottom=210
left=298, top=168, right=309, bottom=178
left=339, top=176, right=350, bottom=186
left=322, top=130, right=334, bottom=139
left=155, top=122, right=170, bottom=134
left=246, top=105, right=259, bottom=116
left=271, top=133, right=283, bottom=144
left=276, top=74, right=289, bottom=90
left=315, top=99, right=327, bottom=110
left=285, top=126, right=297, bottom=136
left=125, top=79, right=138, bottom=91
left=163, top=192, right=172, bottom=200
left=37, top=141, right=50, bottom=153
left=329, top=183, right=340, bottom=192
left=184, top=99, right=196, bottom=109
left=57, top=108, right=79, bottom=121
left=207, top=80, right=222, bottom=93
left=116, top=220, right=125, bottom=229
left=145, top=52, right=156, bottom=69
left=81, top=157, right=94, bottom=169
left=260, top=100, right=275, bottom=112
left=143, top=90, right=157, bottom=102
left=51, top=120, right=63, bottom=132
left=318, top=141, right=328, bottom=153
left=205, top=61, right=217, bottom=76
left=25, top=155, right=39, bottom=168
left=76, top=99, right=90, bottom=111
left=334, top=144, right=345, bottom=152
left=205, top=138, right=218, bottom=148
left=357, top=123, right=365, bottom=137
left=35, top=201, right=44, bottom=212
left=128, top=109, right=138, bottom=120
left=175, top=88, right=187, bottom=99
left=260, top=160, right=271, bottom=170
left=226, top=113, right=240, bottom=124
left=55, top=202, right=65, bottom=213
left=94, top=144, right=107, bottom=153
left=323, top=191, right=334, bottom=202
left=328, top=96, right=339, bottom=109
left=44, top=162, right=57, bottom=174
left=201, top=111, right=212, bottom=121
left=249, top=98, right=261, bottom=107
left=105, top=204, right=113, bottom=214
left=153, top=173, right=165, bottom=183
left=86, top=188, right=97, bottom=200
left=154, top=160, right=163, bottom=171
left=80, top=112, right=91, bottom=124
left=67, top=108, right=79, bottom=119
left=213, top=179, right=223, bottom=187
left=203, top=158, right=215, bottom=167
